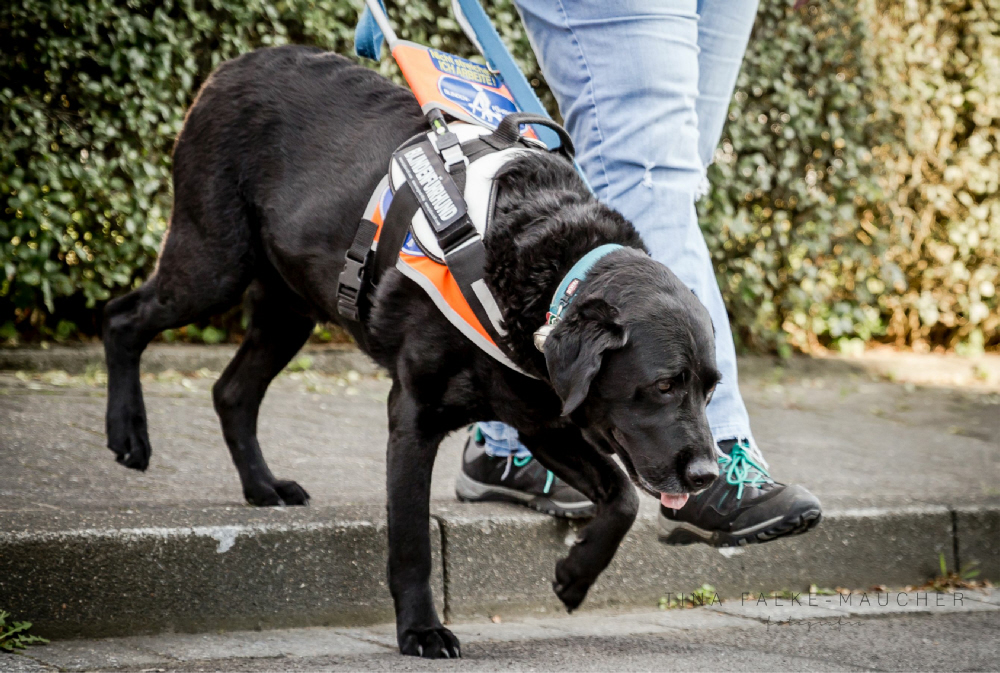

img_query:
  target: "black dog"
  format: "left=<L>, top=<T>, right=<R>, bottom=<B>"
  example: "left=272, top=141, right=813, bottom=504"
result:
left=103, top=45, right=721, bottom=658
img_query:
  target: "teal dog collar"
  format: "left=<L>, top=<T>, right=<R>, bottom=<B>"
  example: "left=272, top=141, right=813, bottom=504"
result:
left=533, top=243, right=623, bottom=351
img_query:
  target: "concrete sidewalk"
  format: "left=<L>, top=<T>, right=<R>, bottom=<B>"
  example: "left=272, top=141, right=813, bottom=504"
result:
left=7, top=592, right=1000, bottom=671
left=1, top=346, right=998, bottom=640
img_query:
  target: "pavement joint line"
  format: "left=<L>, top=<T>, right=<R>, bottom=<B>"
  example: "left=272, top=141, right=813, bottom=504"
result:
left=432, top=514, right=454, bottom=624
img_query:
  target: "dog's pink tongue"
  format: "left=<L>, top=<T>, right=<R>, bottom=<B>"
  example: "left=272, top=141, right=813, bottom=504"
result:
left=660, top=493, right=689, bottom=509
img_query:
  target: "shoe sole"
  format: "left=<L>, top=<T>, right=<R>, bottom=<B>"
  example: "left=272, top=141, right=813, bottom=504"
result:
left=658, top=508, right=822, bottom=548
left=455, top=471, right=595, bottom=519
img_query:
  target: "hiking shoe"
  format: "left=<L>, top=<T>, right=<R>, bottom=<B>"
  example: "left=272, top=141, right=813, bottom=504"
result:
left=658, top=439, right=822, bottom=547
left=455, top=428, right=595, bottom=518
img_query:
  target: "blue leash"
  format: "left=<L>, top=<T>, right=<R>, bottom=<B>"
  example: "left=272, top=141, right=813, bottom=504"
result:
left=354, top=0, right=387, bottom=61
left=450, top=0, right=559, bottom=150
left=451, top=0, right=590, bottom=188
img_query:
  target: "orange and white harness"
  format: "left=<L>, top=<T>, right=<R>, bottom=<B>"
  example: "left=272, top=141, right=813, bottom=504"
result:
left=335, top=43, right=575, bottom=379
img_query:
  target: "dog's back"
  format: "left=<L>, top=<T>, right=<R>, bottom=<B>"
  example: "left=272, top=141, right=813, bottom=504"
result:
left=171, top=46, right=425, bottom=303
left=103, top=46, right=426, bottom=477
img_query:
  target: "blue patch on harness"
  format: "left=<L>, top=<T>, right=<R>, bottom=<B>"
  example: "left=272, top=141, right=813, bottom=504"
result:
left=437, top=76, right=517, bottom=128
left=401, top=232, right=424, bottom=257
left=379, top=185, right=393, bottom=218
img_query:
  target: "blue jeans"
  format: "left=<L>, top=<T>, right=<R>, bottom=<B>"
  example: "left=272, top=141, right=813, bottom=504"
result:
left=481, top=0, right=763, bottom=461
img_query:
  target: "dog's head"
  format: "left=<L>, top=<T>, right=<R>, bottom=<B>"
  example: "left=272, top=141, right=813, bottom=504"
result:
left=542, top=249, right=720, bottom=505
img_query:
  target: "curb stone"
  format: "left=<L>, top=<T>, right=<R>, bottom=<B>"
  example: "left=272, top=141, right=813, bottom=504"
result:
left=432, top=504, right=958, bottom=620
left=0, top=507, right=443, bottom=640
left=954, top=504, right=1000, bottom=579
left=2, top=503, right=995, bottom=641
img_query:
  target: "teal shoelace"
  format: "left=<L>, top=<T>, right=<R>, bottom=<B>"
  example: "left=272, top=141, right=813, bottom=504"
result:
left=718, top=441, right=773, bottom=500
left=505, top=454, right=554, bottom=494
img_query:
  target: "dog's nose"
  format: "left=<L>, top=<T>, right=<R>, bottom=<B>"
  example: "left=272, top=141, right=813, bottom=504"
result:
left=684, top=457, right=719, bottom=491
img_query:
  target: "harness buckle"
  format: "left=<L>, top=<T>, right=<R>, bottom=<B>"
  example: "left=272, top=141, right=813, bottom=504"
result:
left=432, top=125, right=469, bottom=174
left=439, top=141, right=468, bottom=174
left=336, top=252, right=369, bottom=321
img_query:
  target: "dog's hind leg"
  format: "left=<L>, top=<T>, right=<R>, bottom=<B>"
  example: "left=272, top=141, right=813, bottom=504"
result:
left=211, top=281, right=315, bottom=506
left=103, top=212, right=253, bottom=471
left=385, top=380, right=461, bottom=658
left=519, top=427, right=639, bottom=611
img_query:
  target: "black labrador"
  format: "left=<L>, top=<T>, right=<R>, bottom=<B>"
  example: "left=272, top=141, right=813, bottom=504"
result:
left=103, top=45, right=721, bottom=658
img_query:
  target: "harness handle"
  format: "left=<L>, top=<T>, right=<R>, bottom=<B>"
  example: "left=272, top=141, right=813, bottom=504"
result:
left=489, top=113, right=575, bottom=162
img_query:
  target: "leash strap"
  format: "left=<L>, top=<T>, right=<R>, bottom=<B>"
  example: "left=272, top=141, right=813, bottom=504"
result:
left=451, top=0, right=592, bottom=188
left=355, top=0, right=388, bottom=60
left=451, top=0, right=559, bottom=150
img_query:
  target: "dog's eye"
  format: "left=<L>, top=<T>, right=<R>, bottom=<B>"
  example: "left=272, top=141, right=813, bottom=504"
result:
left=656, top=379, right=673, bottom=394
left=705, top=384, right=716, bottom=405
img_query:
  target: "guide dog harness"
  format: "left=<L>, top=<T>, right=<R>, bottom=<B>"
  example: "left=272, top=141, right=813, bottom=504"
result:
left=337, top=42, right=620, bottom=378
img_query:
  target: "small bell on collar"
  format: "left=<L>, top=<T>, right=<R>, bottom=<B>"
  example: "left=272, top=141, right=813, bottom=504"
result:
left=533, top=323, right=554, bottom=352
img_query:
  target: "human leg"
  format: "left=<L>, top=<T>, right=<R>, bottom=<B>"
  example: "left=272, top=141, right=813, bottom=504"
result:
left=506, top=0, right=821, bottom=544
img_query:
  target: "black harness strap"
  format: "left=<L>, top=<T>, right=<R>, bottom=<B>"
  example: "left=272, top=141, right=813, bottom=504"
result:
left=443, top=237, right=508, bottom=346
left=391, top=134, right=510, bottom=349
left=479, top=113, right=576, bottom=162
left=336, top=218, right=378, bottom=322
left=371, top=182, right=417, bottom=287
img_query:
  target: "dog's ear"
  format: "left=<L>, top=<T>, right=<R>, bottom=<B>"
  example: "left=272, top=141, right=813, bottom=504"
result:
left=544, top=297, right=628, bottom=416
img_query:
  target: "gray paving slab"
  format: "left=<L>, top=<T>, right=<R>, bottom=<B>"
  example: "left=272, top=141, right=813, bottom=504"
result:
left=837, top=590, right=1000, bottom=615
left=129, top=627, right=388, bottom=661
left=16, top=609, right=1000, bottom=672
left=447, top=620, right=569, bottom=644
left=15, top=638, right=172, bottom=671
left=631, top=607, right=764, bottom=631
left=711, top=596, right=850, bottom=622
left=0, top=655, right=58, bottom=672
left=965, top=588, right=1000, bottom=606
left=1, top=353, right=998, bottom=515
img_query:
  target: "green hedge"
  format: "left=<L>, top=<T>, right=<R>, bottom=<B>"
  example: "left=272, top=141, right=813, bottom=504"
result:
left=1, top=0, right=997, bottom=351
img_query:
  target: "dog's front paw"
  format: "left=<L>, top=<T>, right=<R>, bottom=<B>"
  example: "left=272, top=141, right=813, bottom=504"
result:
left=274, top=480, right=310, bottom=505
left=244, top=479, right=310, bottom=507
left=398, top=626, right=461, bottom=659
left=553, top=556, right=594, bottom=612
left=107, top=419, right=151, bottom=471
